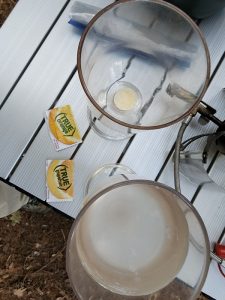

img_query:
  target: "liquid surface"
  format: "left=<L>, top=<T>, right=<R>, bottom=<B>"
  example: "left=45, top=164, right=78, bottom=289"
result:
left=76, top=183, right=189, bottom=296
left=113, top=87, right=138, bottom=111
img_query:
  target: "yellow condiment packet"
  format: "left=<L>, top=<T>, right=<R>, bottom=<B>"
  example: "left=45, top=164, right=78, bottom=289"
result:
left=45, top=104, right=82, bottom=151
left=46, top=160, right=74, bottom=202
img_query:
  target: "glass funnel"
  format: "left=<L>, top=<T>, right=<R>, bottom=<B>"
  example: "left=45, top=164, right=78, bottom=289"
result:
left=77, top=0, right=210, bottom=140
left=67, top=165, right=210, bottom=299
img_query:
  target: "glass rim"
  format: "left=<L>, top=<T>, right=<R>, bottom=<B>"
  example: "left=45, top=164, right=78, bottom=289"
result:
left=66, top=179, right=210, bottom=297
left=77, top=0, right=211, bottom=130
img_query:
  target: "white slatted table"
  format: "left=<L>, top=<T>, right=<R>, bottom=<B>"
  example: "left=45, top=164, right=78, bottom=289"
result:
left=0, top=1, right=225, bottom=299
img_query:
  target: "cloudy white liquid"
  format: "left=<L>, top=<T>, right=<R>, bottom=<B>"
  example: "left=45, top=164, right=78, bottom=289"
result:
left=76, top=183, right=189, bottom=296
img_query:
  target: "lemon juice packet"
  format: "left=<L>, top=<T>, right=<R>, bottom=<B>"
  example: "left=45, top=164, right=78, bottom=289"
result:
left=46, top=160, right=74, bottom=202
left=45, top=105, right=82, bottom=151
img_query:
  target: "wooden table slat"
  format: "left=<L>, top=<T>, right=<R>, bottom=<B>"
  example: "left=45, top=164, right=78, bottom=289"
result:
left=200, top=8, right=225, bottom=73
left=0, top=0, right=67, bottom=106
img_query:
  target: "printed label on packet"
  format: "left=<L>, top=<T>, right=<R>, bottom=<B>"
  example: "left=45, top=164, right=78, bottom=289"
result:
left=45, top=104, right=82, bottom=151
left=46, top=160, right=74, bottom=202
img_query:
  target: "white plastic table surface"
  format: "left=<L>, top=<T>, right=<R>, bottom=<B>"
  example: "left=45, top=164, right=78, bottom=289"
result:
left=0, top=1, right=225, bottom=299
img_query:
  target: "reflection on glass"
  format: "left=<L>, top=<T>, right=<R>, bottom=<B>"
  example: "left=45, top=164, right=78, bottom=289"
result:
left=78, top=0, right=210, bottom=139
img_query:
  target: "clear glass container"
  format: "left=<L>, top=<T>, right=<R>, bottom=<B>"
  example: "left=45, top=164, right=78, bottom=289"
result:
left=67, top=165, right=210, bottom=299
left=77, top=0, right=210, bottom=140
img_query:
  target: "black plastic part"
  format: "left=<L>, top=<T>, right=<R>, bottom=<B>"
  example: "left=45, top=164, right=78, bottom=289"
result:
left=166, top=0, right=225, bottom=19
